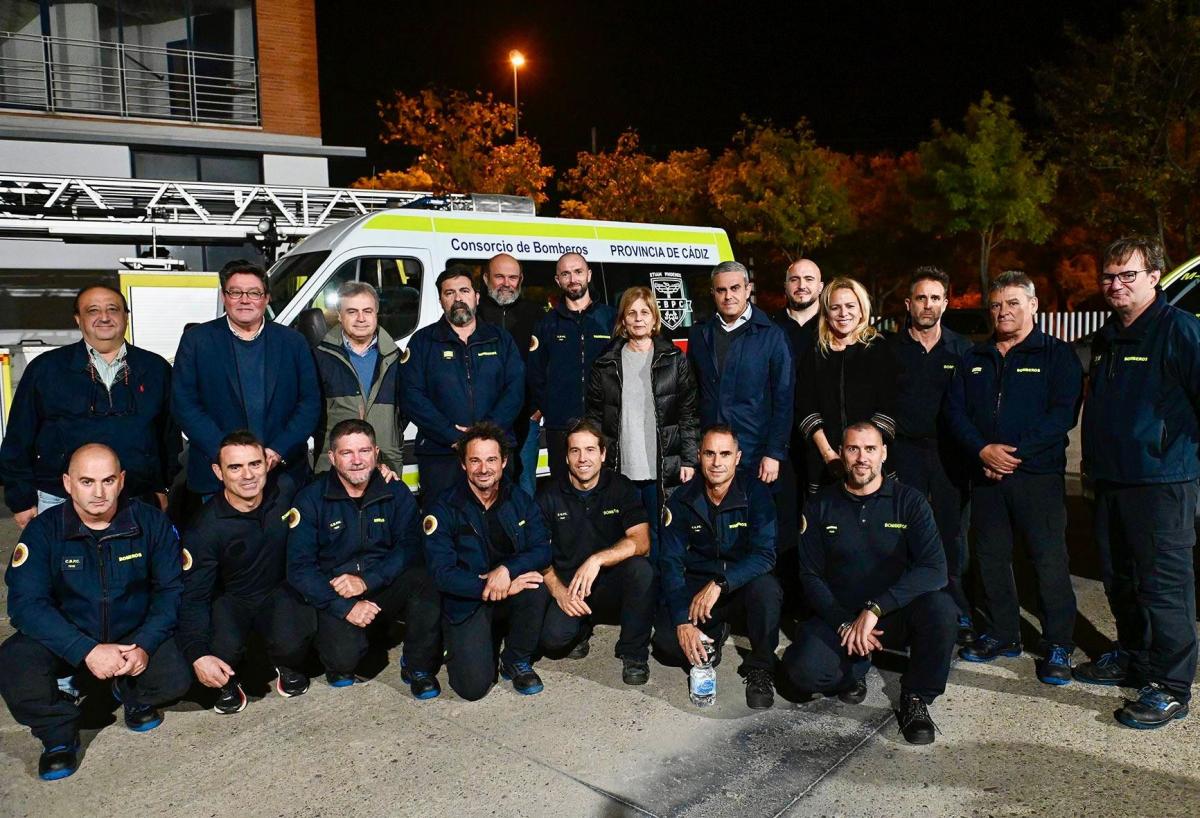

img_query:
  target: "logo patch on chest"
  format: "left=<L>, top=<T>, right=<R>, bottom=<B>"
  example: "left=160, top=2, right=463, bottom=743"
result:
left=1124, top=355, right=1149, bottom=362
left=884, top=522, right=908, bottom=530
left=1016, top=367, right=1041, bottom=373
left=442, top=350, right=455, bottom=360
left=825, top=525, right=838, bottom=534
left=62, top=556, right=82, bottom=571
left=556, top=511, right=570, bottom=520
left=728, top=521, right=747, bottom=529
left=118, top=552, right=144, bottom=562
left=329, top=520, right=343, bottom=531
left=971, top=366, right=983, bottom=374
left=602, top=508, right=619, bottom=516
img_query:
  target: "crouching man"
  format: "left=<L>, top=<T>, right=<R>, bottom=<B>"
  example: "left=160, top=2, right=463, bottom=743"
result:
left=177, top=431, right=316, bottom=713
left=653, top=425, right=783, bottom=709
left=423, top=422, right=551, bottom=700
left=782, top=423, right=956, bottom=744
left=286, top=420, right=443, bottom=697
left=0, top=444, right=190, bottom=780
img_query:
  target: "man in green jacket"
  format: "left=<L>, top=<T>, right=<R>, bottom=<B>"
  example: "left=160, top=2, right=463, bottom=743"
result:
left=314, top=282, right=404, bottom=476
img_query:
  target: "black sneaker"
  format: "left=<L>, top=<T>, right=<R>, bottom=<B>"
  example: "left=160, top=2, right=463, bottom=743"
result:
left=325, top=671, right=356, bottom=688
left=38, top=742, right=80, bottom=781
left=123, top=702, right=164, bottom=733
left=567, top=638, right=591, bottom=660
left=1073, top=648, right=1131, bottom=687
left=621, top=657, right=650, bottom=686
left=1115, top=683, right=1189, bottom=729
left=897, top=692, right=937, bottom=745
left=958, top=633, right=1022, bottom=663
left=743, top=667, right=775, bottom=709
left=837, top=678, right=868, bottom=705
left=710, top=623, right=733, bottom=669
left=955, top=615, right=975, bottom=647
left=1036, top=645, right=1073, bottom=686
left=500, top=660, right=544, bottom=695
left=400, top=659, right=442, bottom=700
left=213, top=678, right=247, bottom=714
left=275, top=666, right=310, bottom=698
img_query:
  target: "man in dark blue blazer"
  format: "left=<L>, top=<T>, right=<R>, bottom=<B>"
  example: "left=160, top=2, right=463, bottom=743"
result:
left=172, top=261, right=320, bottom=497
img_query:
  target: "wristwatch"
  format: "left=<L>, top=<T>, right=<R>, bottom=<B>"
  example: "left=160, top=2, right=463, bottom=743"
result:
left=864, top=600, right=883, bottom=618
left=716, top=578, right=730, bottom=594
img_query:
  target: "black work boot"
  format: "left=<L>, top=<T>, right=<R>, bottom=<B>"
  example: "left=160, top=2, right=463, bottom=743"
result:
left=897, top=692, right=937, bottom=745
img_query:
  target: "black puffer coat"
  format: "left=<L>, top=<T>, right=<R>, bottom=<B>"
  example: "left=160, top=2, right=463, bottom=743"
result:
left=586, top=335, right=699, bottom=502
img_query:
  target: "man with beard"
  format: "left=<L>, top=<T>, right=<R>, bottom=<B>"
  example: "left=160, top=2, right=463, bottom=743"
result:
left=401, top=265, right=525, bottom=504
left=774, top=258, right=823, bottom=359
left=528, top=252, right=616, bottom=482
left=177, top=431, right=315, bottom=714
left=286, top=420, right=443, bottom=697
left=654, top=425, right=782, bottom=709
left=783, top=423, right=956, bottom=745
left=886, top=268, right=974, bottom=644
left=477, top=253, right=545, bottom=495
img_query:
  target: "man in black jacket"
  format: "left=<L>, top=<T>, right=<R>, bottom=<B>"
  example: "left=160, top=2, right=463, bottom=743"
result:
left=887, top=267, right=974, bottom=643
left=1078, top=235, right=1200, bottom=729
left=536, top=419, right=653, bottom=684
left=177, top=431, right=315, bottom=714
left=944, top=271, right=1083, bottom=685
left=783, top=423, right=956, bottom=745
left=478, top=253, right=545, bottom=495
left=286, top=420, right=442, bottom=698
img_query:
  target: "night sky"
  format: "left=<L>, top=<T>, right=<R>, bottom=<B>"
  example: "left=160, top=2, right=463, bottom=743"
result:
left=315, top=2, right=1131, bottom=188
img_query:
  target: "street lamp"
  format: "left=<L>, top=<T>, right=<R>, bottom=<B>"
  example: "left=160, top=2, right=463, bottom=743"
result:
left=509, top=49, right=525, bottom=138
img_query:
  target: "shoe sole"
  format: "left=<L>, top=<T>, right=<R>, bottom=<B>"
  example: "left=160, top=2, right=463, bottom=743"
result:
left=412, top=685, right=441, bottom=700
left=327, top=677, right=355, bottom=688
left=1072, top=673, right=1126, bottom=687
left=127, top=715, right=163, bottom=733
left=1038, top=675, right=1072, bottom=686
left=214, top=686, right=248, bottom=714
left=746, top=698, right=774, bottom=710
left=513, top=683, right=543, bottom=695
left=902, top=732, right=935, bottom=745
left=1115, top=707, right=1189, bottom=730
left=40, top=766, right=78, bottom=782
left=623, top=675, right=649, bottom=686
left=275, top=677, right=309, bottom=698
left=958, top=649, right=1022, bottom=663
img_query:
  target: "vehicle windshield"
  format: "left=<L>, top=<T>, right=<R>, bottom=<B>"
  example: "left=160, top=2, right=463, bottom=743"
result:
left=1167, top=270, right=1200, bottom=317
left=266, top=250, right=331, bottom=319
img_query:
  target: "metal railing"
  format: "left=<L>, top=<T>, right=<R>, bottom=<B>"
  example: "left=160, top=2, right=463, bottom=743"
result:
left=1038, top=311, right=1108, bottom=342
left=0, top=31, right=258, bottom=125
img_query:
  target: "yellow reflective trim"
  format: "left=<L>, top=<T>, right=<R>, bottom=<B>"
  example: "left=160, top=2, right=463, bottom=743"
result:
left=594, top=225, right=718, bottom=245
left=362, top=214, right=436, bottom=232
left=434, top=217, right=596, bottom=238
left=715, top=231, right=733, bottom=261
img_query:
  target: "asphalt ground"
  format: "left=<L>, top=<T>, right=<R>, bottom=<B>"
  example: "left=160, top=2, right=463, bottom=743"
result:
left=0, top=478, right=1197, bottom=817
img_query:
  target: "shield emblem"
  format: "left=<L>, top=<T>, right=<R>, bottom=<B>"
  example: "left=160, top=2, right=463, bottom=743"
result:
left=650, top=271, right=693, bottom=332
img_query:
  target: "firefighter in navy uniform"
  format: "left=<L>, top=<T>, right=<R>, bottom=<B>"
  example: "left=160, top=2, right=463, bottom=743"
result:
left=536, top=419, right=654, bottom=685
left=783, top=423, right=956, bottom=745
left=1077, top=236, right=1200, bottom=729
left=176, top=431, right=316, bottom=714
left=653, top=425, right=783, bottom=709
left=0, top=444, right=190, bottom=781
left=286, top=420, right=443, bottom=698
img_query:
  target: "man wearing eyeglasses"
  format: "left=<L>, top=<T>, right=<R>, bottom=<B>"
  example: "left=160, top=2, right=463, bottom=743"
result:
left=1078, top=235, right=1200, bottom=729
left=173, top=260, right=320, bottom=499
left=0, top=285, right=179, bottom=529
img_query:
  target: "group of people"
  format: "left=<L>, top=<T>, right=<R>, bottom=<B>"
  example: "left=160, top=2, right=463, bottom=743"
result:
left=1, top=235, right=1196, bottom=782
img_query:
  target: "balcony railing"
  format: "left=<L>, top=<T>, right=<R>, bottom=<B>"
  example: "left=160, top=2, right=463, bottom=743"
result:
left=0, top=31, right=259, bottom=126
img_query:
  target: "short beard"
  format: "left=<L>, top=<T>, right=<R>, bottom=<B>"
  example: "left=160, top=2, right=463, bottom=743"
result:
left=564, top=284, right=587, bottom=302
left=488, top=286, right=519, bottom=306
left=341, top=468, right=371, bottom=486
left=787, top=296, right=817, bottom=312
left=846, top=465, right=878, bottom=488
left=448, top=302, right=474, bottom=326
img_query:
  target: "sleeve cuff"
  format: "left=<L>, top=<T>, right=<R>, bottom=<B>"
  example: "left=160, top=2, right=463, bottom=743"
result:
left=798, top=413, right=824, bottom=438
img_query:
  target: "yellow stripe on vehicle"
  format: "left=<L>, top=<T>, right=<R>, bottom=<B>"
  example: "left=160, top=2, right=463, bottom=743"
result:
left=362, top=214, right=437, bottom=232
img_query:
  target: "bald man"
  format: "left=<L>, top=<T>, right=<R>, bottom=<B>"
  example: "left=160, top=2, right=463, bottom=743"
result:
left=478, top=253, right=545, bottom=495
left=0, top=444, right=189, bottom=781
left=528, top=252, right=616, bottom=482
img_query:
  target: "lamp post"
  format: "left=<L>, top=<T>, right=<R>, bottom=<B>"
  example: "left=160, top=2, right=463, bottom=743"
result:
left=509, top=49, right=525, bottom=138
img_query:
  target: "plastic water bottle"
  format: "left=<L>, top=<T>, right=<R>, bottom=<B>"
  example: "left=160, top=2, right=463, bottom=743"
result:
left=689, top=639, right=717, bottom=707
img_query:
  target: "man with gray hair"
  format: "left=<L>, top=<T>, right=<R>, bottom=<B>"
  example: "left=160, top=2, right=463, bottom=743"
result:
left=313, top=280, right=403, bottom=476
left=687, top=260, right=793, bottom=486
left=944, top=270, right=1083, bottom=685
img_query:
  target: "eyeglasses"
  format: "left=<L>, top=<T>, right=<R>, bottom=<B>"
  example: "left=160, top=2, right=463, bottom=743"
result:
left=1099, top=269, right=1148, bottom=286
left=223, top=288, right=267, bottom=300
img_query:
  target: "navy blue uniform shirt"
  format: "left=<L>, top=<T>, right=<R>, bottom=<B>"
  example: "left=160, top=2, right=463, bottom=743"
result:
left=5, top=499, right=183, bottom=666
left=536, top=469, right=649, bottom=577
left=888, top=325, right=972, bottom=441
left=799, top=478, right=947, bottom=631
left=527, top=299, right=617, bottom=430
left=1083, top=290, right=1200, bottom=485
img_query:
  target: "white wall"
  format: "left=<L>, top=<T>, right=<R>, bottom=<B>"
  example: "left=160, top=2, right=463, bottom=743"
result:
left=1, top=238, right=136, bottom=270
left=0, top=139, right=130, bottom=176
left=262, top=154, right=329, bottom=187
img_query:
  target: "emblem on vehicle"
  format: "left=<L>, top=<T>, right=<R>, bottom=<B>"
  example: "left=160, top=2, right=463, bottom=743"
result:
left=650, top=271, right=693, bottom=332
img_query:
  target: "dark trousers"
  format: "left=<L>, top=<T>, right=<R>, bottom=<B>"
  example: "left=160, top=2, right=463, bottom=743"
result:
left=781, top=590, right=958, bottom=703
left=971, top=473, right=1076, bottom=648
left=0, top=632, right=191, bottom=748
left=540, top=557, right=655, bottom=661
left=890, top=437, right=970, bottom=617
left=631, top=479, right=661, bottom=561
left=444, top=584, right=550, bottom=701
left=652, top=573, right=783, bottom=671
left=546, top=428, right=570, bottom=483
left=1095, top=479, right=1198, bottom=702
left=417, top=454, right=463, bottom=509
left=771, top=458, right=804, bottom=617
left=207, top=586, right=315, bottom=671
left=314, top=564, right=443, bottom=675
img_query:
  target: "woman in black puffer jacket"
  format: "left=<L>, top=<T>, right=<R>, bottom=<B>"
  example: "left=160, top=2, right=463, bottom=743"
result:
left=586, top=286, right=699, bottom=553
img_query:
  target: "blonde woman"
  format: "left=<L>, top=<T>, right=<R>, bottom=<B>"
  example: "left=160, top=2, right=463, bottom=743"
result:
left=795, top=276, right=898, bottom=491
left=586, top=287, right=698, bottom=553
